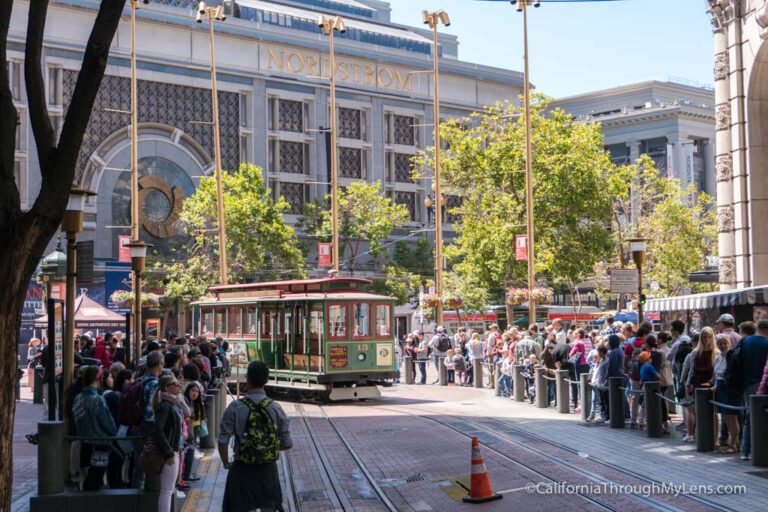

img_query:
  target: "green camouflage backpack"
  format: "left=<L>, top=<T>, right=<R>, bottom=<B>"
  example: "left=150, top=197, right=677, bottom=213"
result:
left=238, top=398, right=280, bottom=465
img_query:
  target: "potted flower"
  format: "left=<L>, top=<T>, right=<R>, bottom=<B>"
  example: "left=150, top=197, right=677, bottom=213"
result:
left=110, top=290, right=161, bottom=309
left=421, top=293, right=440, bottom=309
left=529, top=287, right=554, bottom=304
left=444, top=297, right=464, bottom=310
left=505, top=287, right=529, bottom=306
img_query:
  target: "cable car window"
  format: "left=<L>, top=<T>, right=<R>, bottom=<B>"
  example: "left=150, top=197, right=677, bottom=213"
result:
left=310, top=307, right=323, bottom=339
left=229, top=307, right=242, bottom=337
left=376, top=304, right=391, bottom=336
left=245, top=306, right=257, bottom=337
left=202, top=309, right=214, bottom=337
left=328, top=304, right=347, bottom=338
left=215, top=308, right=226, bottom=337
left=353, top=303, right=370, bottom=338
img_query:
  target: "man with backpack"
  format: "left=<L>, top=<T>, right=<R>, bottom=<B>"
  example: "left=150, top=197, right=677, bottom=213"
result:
left=735, top=320, right=768, bottom=460
left=119, top=350, right=163, bottom=489
left=429, top=326, right=452, bottom=385
left=218, top=360, right=292, bottom=512
left=624, top=322, right=652, bottom=429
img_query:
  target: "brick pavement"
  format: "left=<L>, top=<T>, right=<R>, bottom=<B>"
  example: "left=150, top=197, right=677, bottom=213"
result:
left=12, top=377, right=46, bottom=512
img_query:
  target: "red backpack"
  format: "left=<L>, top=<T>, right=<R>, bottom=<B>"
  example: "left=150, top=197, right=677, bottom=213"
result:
left=118, top=376, right=150, bottom=426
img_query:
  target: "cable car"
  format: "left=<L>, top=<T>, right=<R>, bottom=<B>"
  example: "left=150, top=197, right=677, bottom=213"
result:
left=192, top=277, right=397, bottom=400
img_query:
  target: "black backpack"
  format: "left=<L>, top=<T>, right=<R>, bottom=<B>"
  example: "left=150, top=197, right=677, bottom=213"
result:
left=437, top=334, right=451, bottom=353
left=674, top=342, right=693, bottom=375
left=723, top=341, right=744, bottom=393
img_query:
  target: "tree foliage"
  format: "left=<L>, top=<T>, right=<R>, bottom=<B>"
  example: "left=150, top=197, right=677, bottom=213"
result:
left=298, top=180, right=410, bottom=273
left=414, top=97, right=614, bottom=298
left=159, top=164, right=305, bottom=303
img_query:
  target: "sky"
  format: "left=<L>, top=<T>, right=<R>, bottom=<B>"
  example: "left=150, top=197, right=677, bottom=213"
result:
left=384, top=0, right=714, bottom=98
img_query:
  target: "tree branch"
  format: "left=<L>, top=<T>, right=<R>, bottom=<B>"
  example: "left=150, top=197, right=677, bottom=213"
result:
left=25, top=0, right=54, bottom=165
left=30, top=0, right=127, bottom=221
left=0, top=0, right=20, bottom=225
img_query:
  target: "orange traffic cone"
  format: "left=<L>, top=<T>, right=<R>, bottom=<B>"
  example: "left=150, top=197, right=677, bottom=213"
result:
left=462, top=436, right=503, bottom=504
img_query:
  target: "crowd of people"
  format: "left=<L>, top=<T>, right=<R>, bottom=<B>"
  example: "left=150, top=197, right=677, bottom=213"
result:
left=399, top=313, right=768, bottom=460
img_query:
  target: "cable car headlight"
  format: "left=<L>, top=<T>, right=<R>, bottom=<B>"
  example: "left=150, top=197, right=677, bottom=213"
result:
left=358, top=352, right=366, bottom=361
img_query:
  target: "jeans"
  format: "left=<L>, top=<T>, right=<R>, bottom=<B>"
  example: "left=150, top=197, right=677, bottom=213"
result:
left=418, top=360, right=427, bottom=384
left=590, top=388, right=605, bottom=419
left=548, top=381, right=556, bottom=405
left=158, top=453, right=179, bottom=512
left=499, top=374, right=512, bottom=396
left=182, top=444, right=196, bottom=480
left=742, top=383, right=759, bottom=457
left=447, top=370, right=455, bottom=384
left=629, top=380, right=643, bottom=424
left=433, top=354, right=445, bottom=376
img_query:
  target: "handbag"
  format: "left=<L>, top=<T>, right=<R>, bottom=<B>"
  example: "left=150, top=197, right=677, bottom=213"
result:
left=197, top=420, right=209, bottom=439
left=138, top=443, right=166, bottom=474
left=89, top=448, right=110, bottom=468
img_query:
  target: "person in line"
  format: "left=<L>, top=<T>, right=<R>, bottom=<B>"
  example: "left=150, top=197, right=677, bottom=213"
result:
left=683, top=329, right=716, bottom=443
left=569, top=329, right=590, bottom=412
left=218, top=361, right=292, bottom=512
left=716, top=313, right=741, bottom=349
left=154, top=375, right=184, bottom=512
left=757, top=355, right=768, bottom=395
left=415, top=332, right=430, bottom=385
left=452, top=348, right=467, bottom=385
left=605, top=334, right=626, bottom=422
left=739, top=320, right=768, bottom=460
left=541, top=343, right=558, bottom=406
left=467, top=332, right=484, bottom=386
left=498, top=351, right=514, bottom=398
left=429, top=326, right=452, bottom=384
left=124, top=350, right=163, bottom=488
left=713, top=334, right=741, bottom=454
left=586, top=345, right=609, bottom=423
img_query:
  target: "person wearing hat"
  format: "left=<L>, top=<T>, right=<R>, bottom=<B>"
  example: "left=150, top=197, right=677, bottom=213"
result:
left=638, top=351, right=659, bottom=384
left=429, top=326, right=452, bottom=384
left=716, top=313, right=741, bottom=349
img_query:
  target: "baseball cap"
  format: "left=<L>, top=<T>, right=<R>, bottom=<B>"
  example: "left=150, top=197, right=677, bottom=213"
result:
left=717, top=313, right=735, bottom=324
left=437, top=326, right=445, bottom=333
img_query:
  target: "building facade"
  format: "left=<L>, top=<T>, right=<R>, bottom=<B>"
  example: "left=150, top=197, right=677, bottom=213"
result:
left=553, top=80, right=717, bottom=197
left=10, top=0, right=523, bottom=336
left=707, top=0, right=768, bottom=290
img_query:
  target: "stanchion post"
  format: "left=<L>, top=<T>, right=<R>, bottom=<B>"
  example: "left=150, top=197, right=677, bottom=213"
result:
left=404, top=356, right=414, bottom=384
left=473, top=359, right=483, bottom=389
left=580, top=372, right=592, bottom=421
left=609, top=377, right=625, bottom=428
left=37, top=421, right=64, bottom=495
left=555, top=370, right=569, bottom=414
left=200, top=393, right=217, bottom=449
left=751, top=395, right=768, bottom=467
left=644, top=382, right=663, bottom=438
left=439, top=357, right=447, bottom=386
left=695, top=387, right=716, bottom=452
left=513, top=365, right=525, bottom=402
left=494, top=362, right=502, bottom=397
left=535, top=368, right=547, bottom=409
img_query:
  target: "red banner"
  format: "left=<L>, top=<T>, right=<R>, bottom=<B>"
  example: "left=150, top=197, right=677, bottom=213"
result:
left=118, top=235, right=131, bottom=263
left=515, top=235, right=528, bottom=261
left=318, top=242, right=332, bottom=268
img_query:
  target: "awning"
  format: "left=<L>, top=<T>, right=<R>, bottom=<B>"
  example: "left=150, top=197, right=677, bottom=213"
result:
left=646, top=286, right=768, bottom=312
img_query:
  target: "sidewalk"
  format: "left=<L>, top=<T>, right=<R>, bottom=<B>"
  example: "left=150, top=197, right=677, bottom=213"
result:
left=12, top=382, right=46, bottom=512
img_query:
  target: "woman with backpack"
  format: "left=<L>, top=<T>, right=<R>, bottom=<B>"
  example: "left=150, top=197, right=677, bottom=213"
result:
left=154, top=375, right=185, bottom=512
left=714, top=334, right=742, bottom=454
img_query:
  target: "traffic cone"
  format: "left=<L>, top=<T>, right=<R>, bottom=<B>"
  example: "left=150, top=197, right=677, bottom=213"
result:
left=462, top=436, right=503, bottom=504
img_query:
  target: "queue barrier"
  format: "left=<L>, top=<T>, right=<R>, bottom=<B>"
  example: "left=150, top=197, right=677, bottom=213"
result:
left=513, top=365, right=526, bottom=403
left=555, top=370, right=569, bottom=414
left=579, top=373, right=592, bottom=422
left=609, top=377, right=625, bottom=429
left=404, top=356, right=414, bottom=384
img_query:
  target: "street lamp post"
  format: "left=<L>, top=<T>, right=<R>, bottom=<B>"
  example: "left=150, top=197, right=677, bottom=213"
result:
left=628, top=238, right=648, bottom=323
left=318, top=15, right=346, bottom=275
left=422, top=9, right=450, bottom=327
left=197, top=1, right=229, bottom=285
left=61, top=188, right=95, bottom=416
left=126, top=240, right=151, bottom=366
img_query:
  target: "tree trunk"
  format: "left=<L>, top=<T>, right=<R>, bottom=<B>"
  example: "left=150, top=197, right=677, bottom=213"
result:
left=0, top=2, right=127, bottom=509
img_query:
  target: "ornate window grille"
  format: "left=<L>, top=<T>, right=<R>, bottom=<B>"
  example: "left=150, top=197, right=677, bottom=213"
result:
left=338, top=107, right=361, bottom=140
left=394, top=153, right=414, bottom=183
left=280, top=182, right=306, bottom=214
left=394, top=191, right=417, bottom=222
left=279, top=99, right=304, bottom=133
left=393, top=115, right=415, bottom=145
left=279, top=141, right=306, bottom=174
left=339, top=147, right=362, bottom=178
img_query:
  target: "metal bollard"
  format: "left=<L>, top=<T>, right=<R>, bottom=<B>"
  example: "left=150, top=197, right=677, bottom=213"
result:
left=494, top=363, right=502, bottom=397
left=37, top=421, right=64, bottom=495
left=33, top=367, right=44, bottom=404
left=695, top=387, right=716, bottom=452
left=535, top=368, right=548, bottom=409
left=555, top=370, right=569, bottom=414
left=644, top=382, right=663, bottom=438
left=751, top=395, right=768, bottom=467
left=439, top=357, right=447, bottom=386
left=580, top=373, right=592, bottom=421
left=513, top=365, right=525, bottom=402
left=404, top=356, right=414, bottom=384
left=609, top=377, right=625, bottom=428
left=473, top=360, right=483, bottom=389
left=200, top=392, right=218, bottom=449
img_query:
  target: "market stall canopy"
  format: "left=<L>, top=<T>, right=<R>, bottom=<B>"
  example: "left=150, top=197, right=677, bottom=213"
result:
left=646, top=285, right=768, bottom=313
left=34, top=294, right=126, bottom=329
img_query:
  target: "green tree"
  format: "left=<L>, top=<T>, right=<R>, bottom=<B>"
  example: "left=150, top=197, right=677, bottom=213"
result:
left=298, top=181, right=410, bottom=274
left=415, top=97, right=614, bottom=314
left=392, top=237, right=434, bottom=280
left=159, top=164, right=305, bottom=303
left=370, top=264, right=423, bottom=305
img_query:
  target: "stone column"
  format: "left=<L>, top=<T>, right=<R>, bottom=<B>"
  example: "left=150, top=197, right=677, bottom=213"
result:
left=710, top=1, right=736, bottom=290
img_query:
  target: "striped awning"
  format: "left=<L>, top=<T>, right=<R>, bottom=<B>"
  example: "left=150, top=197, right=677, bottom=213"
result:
left=646, top=286, right=768, bottom=312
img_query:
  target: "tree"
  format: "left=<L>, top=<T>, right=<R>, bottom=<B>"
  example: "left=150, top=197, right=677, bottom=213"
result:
left=370, top=265, right=422, bottom=306
left=392, top=237, right=434, bottom=281
left=298, top=181, right=410, bottom=274
left=0, top=1, right=127, bottom=506
left=158, top=164, right=305, bottom=301
left=414, top=97, right=614, bottom=317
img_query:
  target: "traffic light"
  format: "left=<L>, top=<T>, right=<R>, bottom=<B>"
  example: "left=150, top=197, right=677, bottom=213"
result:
left=639, top=294, right=647, bottom=306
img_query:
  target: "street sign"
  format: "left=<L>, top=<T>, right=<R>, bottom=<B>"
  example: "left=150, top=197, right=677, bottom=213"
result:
left=118, top=235, right=132, bottom=263
left=76, top=240, right=94, bottom=284
left=610, top=268, right=640, bottom=294
left=318, top=242, right=332, bottom=267
left=515, top=235, right=527, bottom=261
left=47, top=299, right=64, bottom=421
